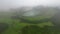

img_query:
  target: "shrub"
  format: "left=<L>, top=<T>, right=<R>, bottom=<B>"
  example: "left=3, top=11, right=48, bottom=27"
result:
left=20, top=25, right=42, bottom=34
left=0, top=23, right=9, bottom=34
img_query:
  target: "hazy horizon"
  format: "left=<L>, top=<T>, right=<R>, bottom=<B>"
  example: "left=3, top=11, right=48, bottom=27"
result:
left=0, top=0, right=60, bottom=10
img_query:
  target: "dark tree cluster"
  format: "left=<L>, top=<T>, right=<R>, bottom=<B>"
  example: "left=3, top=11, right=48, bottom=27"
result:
left=50, top=10, right=60, bottom=29
left=11, top=15, right=50, bottom=24
left=0, top=23, right=9, bottom=34
left=49, top=12, right=60, bottom=34
left=20, top=25, right=42, bottom=34
left=19, top=25, right=57, bottom=34
left=43, top=25, right=57, bottom=34
left=19, top=17, right=50, bottom=24
left=11, top=15, right=20, bottom=19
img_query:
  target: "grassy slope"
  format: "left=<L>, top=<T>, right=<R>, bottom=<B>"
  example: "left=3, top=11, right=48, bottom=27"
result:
left=0, top=11, right=56, bottom=34
left=0, top=16, right=53, bottom=34
left=1, top=19, right=53, bottom=34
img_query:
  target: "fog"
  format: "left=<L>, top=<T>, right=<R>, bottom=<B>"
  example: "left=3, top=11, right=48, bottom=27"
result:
left=0, top=0, right=60, bottom=34
left=0, top=0, right=60, bottom=10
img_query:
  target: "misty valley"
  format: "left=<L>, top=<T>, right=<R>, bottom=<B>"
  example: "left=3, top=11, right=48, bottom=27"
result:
left=0, top=6, right=60, bottom=34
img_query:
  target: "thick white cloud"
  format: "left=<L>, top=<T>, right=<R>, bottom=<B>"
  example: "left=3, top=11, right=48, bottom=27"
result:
left=0, top=0, right=60, bottom=10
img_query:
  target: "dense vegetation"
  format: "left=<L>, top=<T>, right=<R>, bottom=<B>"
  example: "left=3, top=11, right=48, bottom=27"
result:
left=0, top=6, right=60, bottom=34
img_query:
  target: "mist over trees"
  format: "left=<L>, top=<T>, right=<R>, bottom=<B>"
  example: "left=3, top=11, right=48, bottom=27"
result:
left=0, top=5, right=60, bottom=34
left=9, top=5, right=60, bottom=17
left=0, top=5, right=60, bottom=25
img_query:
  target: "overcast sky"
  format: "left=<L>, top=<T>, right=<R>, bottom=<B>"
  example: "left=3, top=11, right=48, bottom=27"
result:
left=0, top=0, right=60, bottom=10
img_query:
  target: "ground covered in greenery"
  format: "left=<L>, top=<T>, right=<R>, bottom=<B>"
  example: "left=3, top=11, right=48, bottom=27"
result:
left=0, top=11, right=59, bottom=34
